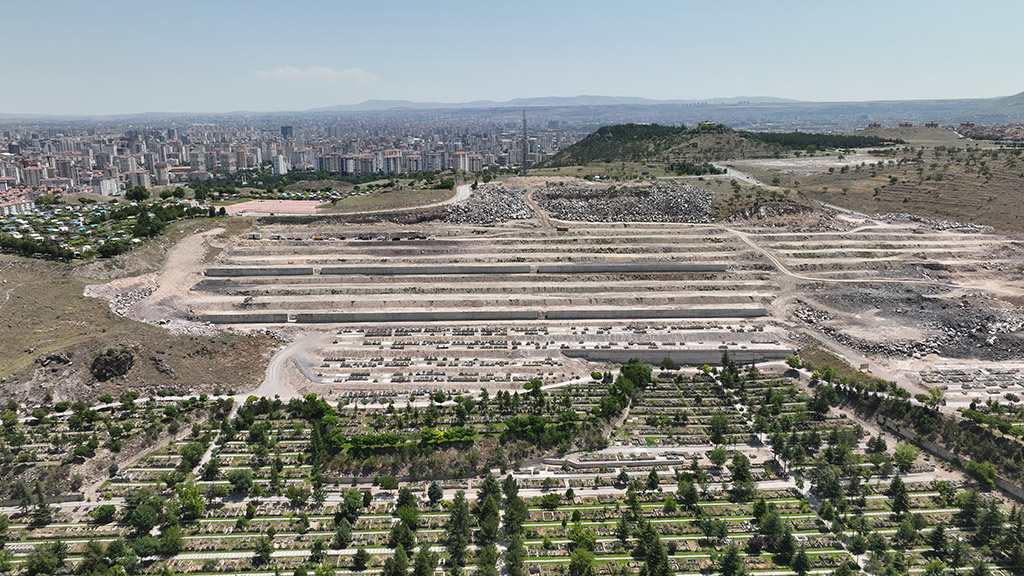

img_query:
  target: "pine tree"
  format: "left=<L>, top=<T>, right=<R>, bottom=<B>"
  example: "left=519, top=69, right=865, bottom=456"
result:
left=445, top=491, right=471, bottom=567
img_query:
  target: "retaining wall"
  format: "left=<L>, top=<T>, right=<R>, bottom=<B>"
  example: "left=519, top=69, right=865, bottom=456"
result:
left=562, top=347, right=794, bottom=366
left=536, top=262, right=726, bottom=274
left=295, top=311, right=540, bottom=323
left=205, top=267, right=314, bottom=277
left=200, top=313, right=291, bottom=324
left=546, top=307, right=767, bottom=320
left=321, top=265, right=532, bottom=276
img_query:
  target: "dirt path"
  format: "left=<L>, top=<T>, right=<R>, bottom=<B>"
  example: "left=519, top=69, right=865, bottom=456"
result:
left=240, top=333, right=330, bottom=400
left=128, top=227, right=225, bottom=323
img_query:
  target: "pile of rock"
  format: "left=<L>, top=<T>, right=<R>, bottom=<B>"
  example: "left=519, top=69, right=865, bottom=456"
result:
left=535, top=183, right=713, bottom=222
left=109, top=285, right=156, bottom=317
left=444, top=185, right=535, bottom=224
left=875, top=213, right=991, bottom=232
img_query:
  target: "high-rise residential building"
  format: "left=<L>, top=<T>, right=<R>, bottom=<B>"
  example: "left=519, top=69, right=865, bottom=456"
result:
left=154, top=163, right=170, bottom=186
left=22, top=166, right=43, bottom=187
left=92, top=176, right=119, bottom=197
left=127, top=170, right=150, bottom=188
left=272, top=154, right=289, bottom=176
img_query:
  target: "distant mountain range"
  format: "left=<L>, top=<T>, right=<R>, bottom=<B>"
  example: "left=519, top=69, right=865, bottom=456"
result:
left=310, top=95, right=798, bottom=112
left=1, top=93, right=1023, bottom=130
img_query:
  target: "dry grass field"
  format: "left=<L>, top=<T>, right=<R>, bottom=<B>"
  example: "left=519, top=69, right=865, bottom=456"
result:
left=0, top=217, right=276, bottom=403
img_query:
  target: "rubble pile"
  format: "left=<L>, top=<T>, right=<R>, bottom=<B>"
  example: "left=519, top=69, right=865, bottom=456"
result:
left=875, top=213, right=992, bottom=233
left=795, top=285, right=1024, bottom=361
left=535, top=183, right=713, bottom=222
left=443, top=185, right=535, bottom=224
left=109, top=285, right=156, bottom=317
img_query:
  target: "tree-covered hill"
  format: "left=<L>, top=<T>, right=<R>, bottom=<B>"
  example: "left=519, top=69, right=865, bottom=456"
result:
left=544, top=123, right=900, bottom=167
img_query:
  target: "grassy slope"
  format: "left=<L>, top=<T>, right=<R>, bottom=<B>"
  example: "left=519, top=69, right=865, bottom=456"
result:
left=319, top=187, right=454, bottom=213
left=1, top=218, right=275, bottom=403
left=785, top=147, right=1024, bottom=232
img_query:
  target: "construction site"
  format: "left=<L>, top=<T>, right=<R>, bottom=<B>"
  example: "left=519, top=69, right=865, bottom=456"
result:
left=83, top=178, right=1023, bottom=408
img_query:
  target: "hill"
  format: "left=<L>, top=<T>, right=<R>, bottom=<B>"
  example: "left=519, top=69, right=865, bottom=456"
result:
left=544, top=123, right=899, bottom=167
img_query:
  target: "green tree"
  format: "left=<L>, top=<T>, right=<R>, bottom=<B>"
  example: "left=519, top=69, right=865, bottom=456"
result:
left=709, top=446, right=728, bottom=467
left=790, top=546, right=811, bottom=576
left=718, top=543, right=747, bottom=576
left=445, top=491, right=471, bottom=567
left=925, top=386, right=946, bottom=411
left=228, top=469, right=253, bottom=494
left=381, top=545, right=408, bottom=576
left=352, top=548, right=370, bottom=571
left=504, top=535, right=526, bottom=576
left=388, top=522, right=416, bottom=551
left=90, top=504, right=117, bottom=524
left=646, top=469, right=661, bottom=490
left=567, top=522, right=598, bottom=552
left=125, top=186, right=150, bottom=202
left=888, top=475, right=911, bottom=518
left=309, top=537, right=327, bottom=564
left=427, top=481, right=443, bottom=505
left=176, top=482, right=205, bottom=522
left=333, top=518, right=352, bottom=549
left=928, top=525, right=948, bottom=557
left=567, top=548, right=595, bottom=576
left=476, top=495, right=500, bottom=545
left=893, top=442, right=919, bottom=473
left=77, top=540, right=108, bottom=574
left=253, top=534, right=274, bottom=566
left=413, top=549, right=438, bottom=576
left=160, top=524, right=184, bottom=555
left=26, top=540, right=68, bottom=576
left=923, top=559, right=948, bottom=576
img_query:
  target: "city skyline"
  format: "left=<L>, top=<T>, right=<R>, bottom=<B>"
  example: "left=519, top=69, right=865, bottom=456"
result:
left=3, top=0, right=1023, bottom=115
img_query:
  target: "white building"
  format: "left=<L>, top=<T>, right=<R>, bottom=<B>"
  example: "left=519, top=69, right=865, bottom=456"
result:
left=272, top=154, right=290, bottom=176
left=92, top=176, right=120, bottom=197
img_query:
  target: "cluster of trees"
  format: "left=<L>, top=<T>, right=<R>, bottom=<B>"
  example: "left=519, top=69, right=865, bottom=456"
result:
left=546, top=122, right=903, bottom=169
left=196, top=168, right=447, bottom=199
left=0, top=234, right=74, bottom=260
left=546, top=123, right=694, bottom=166
left=667, top=161, right=725, bottom=176
left=596, top=358, right=652, bottom=419
left=824, top=367, right=1021, bottom=486
left=739, top=131, right=901, bottom=150
left=444, top=474, right=529, bottom=576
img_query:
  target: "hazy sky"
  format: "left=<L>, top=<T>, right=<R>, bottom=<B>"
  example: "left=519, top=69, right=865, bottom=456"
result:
left=3, top=0, right=1022, bottom=115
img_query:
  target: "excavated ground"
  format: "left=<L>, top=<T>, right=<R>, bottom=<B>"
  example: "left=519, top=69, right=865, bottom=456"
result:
left=88, top=182, right=1024, bottom=405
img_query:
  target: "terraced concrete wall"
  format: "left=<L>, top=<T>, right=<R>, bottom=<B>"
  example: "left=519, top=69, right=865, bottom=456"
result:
left=295, top=311, right=539, bottom=323
left=536, top=262, right=725, bottom=274
left=546, top=307, right=767, bottom=320
left=205, top=267, right=314, bottom=277
left=200, top=313, right=290, bottom=324
left=563, top=348, right=793, bottom=366
left=321, top=265, right=532, bottom=276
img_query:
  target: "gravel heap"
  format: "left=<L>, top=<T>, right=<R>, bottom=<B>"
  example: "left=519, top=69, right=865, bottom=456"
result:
left=109, top=285, right=156, bottom=317
left=874, top=213, right=991, bottom=232
left=443, top=185, right=535, bottom=224
left=795, top=288, right=1024, bottom=361
left=535, top=183, right=713, bottom=222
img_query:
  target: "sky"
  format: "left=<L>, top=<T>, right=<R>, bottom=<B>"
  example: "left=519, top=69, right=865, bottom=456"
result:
left=2, top=0, right=1022, bottom=115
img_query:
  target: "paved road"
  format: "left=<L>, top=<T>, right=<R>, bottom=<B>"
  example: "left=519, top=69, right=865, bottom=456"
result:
left=711, top=163, right=766, bottom=187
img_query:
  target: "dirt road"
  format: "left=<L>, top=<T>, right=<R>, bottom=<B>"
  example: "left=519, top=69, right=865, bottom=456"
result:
left=241, top=333, right=331, bottom=400
left=128, top=227, right=225, bottom=323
